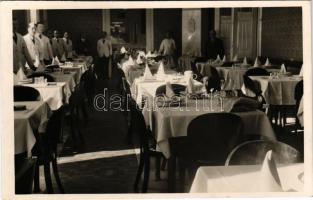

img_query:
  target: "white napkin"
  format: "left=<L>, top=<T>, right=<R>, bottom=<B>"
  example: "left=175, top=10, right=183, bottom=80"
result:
left=146, top=51, right=152, bottom=58
left=233, top=54, right=238, bottom=62
left=165, top=82, right=175, bottom=99
left=264, top=58, right=271, bottom=66
left=143, top=64, right=153, bottom=80
left=259, top=150, right=283, bottom=192
left=127, top=56, right=135, bottom=66
left=34, top=55, right=40, bottom=68
left=120, top=46, right=127, bottom=54
left=157, top=62, right=165, bottom=76
left=280, top=63, right=287, bottom=74
left=222, top=55, right=226, bottom=63
left=17, top=67, right=27, bottom=81
left=54, top=56, right=60, bottom=65
left=243, top=57, right=248, bottom=65
left=253, top=57, right=260, bottom=67
left=186, top=77, right=194, bottom=94
left=299, top=65, right=303, bottom=76
left=61, top=53, right=66, bottom=62
left=215, top=54, right=221, bottom=62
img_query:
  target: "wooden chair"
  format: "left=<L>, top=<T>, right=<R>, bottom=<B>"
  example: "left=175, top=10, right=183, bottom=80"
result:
left=225, top=140, right=302, bottom=166
left=27, top=72, right=55, bottom=82
left=294, top=80, right=303, bottom=132
left=15, top=157, right=37, bottom=194
left=155, top=84, right=186, bottom=96
left=14, top=86, right=41, bottom=101
left=245, top=67, right=270, bottom=76
left=33, top=106, right=66, bottom=194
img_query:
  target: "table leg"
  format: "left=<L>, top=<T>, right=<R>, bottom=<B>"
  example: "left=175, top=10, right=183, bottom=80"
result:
left=168, top=155, right=176, bottom=192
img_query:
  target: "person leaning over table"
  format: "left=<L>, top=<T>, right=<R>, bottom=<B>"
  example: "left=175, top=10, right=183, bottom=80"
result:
left=97, top=31, right=112, bottom=80
left=159, top=31, right=176, bottom=69
left=205, top=30, right=225, bottom=60
left=23, top=22, right=43, bottom=71
left=51, top=30, right=66, bottom=59
left=36, top=21, right=53, bottom=65
left=13, top=18, right=36, bottom=73
left=75, top=32, right=90, bottom=56
left=63, top=31, right=74, bottom=60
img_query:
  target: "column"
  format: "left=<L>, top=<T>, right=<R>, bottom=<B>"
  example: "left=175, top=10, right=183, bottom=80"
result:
left=27, top=10, right=40, bottom=23
left=102, top=10, right=111, bottom=34
left=146, top=9, right=154, bottom=51
left=214, top=8, right=220, bottom=36
left=257, top=8, right=263, bottom=57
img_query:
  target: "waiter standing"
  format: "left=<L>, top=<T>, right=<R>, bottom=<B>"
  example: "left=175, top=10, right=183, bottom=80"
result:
left=97, top=31, right=112, bottom=80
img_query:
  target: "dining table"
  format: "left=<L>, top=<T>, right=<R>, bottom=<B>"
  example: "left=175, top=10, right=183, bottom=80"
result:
left=249, top=75, right=302, bottom=105
left=14, top=101, right=51, bottom=156
left=59, top=58, right=89, bottom=82
left=50, top=71, right=77, bottom=92
left=190, top=163, right=304, bottom=193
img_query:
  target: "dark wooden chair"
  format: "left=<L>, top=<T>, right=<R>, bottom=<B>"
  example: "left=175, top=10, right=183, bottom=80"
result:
left=15, top=157, right=37, bottom=194
left=294, top=80, right=303, bottom=132
left=204, top=66, right=221, bottom=92
left=225, top=140, right=302, bottom=166
left=33, top=106, right=66, bottom=194
left=132, top=101, right=165, bottom=193
left=168, top=113, right=244, bottom=192
left=245, top=67, right=270, bottom=76
left=14, top=86, right=41, bottom=101
left=240, top=75, right=265, bottom=111
left=27, top=72, right=55, bottom=82
left=155, top=84, right=186, bottom=96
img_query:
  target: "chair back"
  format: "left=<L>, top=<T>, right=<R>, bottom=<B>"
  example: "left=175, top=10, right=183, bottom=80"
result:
left=294, top=80, right=303, bottom=108
left=225, top=140, right=302, bottom=166
left=206, top=66, right=221, bottom=92
left=44, top=106, right=67, bottom=154
left=243, top=75, right=262, bottom=96
left=14, top=86, right=41, bottom=101
left=27, top=72, right=55, bottom=82
left=187, top=113, right=244, bottom=164
left=155, top=84, right=186, bottom=96
left=245, top=67, right=269, bottom=76
left=15, top=157, right=37, bottom=194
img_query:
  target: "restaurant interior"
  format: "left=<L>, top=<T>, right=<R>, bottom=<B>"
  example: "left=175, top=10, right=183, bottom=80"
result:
left=12, top=7, right=305, bottom=194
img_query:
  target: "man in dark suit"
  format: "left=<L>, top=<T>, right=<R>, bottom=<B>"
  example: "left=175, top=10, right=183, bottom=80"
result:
left=205, top=30, right=225, bottom=59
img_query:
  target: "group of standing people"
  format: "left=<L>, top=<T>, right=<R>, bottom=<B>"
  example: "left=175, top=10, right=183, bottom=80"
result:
left=13, top=18, right=90, bottom=74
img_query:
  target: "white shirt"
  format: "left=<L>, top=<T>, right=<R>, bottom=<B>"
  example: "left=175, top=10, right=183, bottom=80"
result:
left=159, top=38, right=176, bottom=55
left=23, top=33, right=41, bottom=61
left=36, top=33, right=53, bottom=61
left=97, top=38, right=112, bottom=58
left=13, top=33, right=27, bottom=72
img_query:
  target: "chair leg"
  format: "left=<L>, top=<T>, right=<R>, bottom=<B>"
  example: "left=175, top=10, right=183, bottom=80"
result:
left=52, top=159, right=65, bottom=193
left=43, top=163, right=54, bottom=194
left=134, top=150, right=145, bottom=192
left=155, top=156, right=161, bottom=181
left=161, top=158, right=167, bottom=170
left=142, top=153, right=150, bottom=193
left=178, top=159, right=186, bottom=192
left=168, top=156, right=176, bottom=193
left=33, top=164, right=40, bottom=193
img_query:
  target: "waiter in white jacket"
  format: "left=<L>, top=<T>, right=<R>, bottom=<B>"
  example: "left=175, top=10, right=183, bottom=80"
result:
left=97, top=31, right=112, bottom=79
left=36, top=21, right=53, bottom=65
left=23, top=22, right=43, bottom=70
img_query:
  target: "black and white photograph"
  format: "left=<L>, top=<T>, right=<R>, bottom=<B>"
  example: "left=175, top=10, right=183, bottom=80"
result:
left=0, top=1, right=312, bottom=199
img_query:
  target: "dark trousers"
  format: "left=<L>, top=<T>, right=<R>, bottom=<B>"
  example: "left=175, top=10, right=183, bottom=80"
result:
left=96, top=56, right=110, bottom=80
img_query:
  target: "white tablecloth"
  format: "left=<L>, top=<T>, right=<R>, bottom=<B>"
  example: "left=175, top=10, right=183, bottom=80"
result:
left=60, top=59, right=88, bottom=82
left=51, top=71, right=77, bottom=91
left=14, top=101, right=51, bottom=156
left=250, top=76, right=302, bottom=105
left=190, top=163, right=304, bottom=193
left=22, top=82, right=68, bottom=110
left=132, top=75, right=205, bottom=105
left=144, top=98, right=276, bottom=158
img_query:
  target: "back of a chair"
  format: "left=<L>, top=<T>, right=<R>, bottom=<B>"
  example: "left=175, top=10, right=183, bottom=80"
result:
left=27, top=72, right=55, bottom=82
left=187, top=113, right=244, bottom=164
left=294, top=80, right=303, bottom=107
left=206, top=66, right=221, bottom=92
left=225, top=140, right=302, bottom=166
left=155, top=84, right=186, bottom=96
left=44, top=106, right=67, bottom=154
left=243, top=75, right=262, bottom=96
left=245, top=67, right=270, bottom=76
left=14, top=86, right=41, bottom=101
left=15, top=157, right=37, bottom=194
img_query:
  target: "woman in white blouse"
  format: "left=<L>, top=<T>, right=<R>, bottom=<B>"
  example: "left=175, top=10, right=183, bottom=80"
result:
left=63, top=31, right=73, bottom=60
left=158, top=31, right=176, bottom=68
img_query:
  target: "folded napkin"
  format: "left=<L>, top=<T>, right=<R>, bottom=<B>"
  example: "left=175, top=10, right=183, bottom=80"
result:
left=143, top=64, right=153, bottom=80
left=299, top=65, right=303, bottom=76
left=34, top=55, right=40, bottom=68
left=233, top=54, right=238, bottom=62
left=253, top=57, right=260, bottom=67
left=61, top=53, right=66, bottom=62
left=264, top=58, right=271, bottom=66
left=215, top=54, right=221, bottom=62
left=127, top=56, right=135, bottom=66
left=186, top=77, right=194, bottom=94
left=259, top=150, right=283, bottom=192
left=280, top=63, right=287, bottom=74
left=222, top=55, right=226, bottom=63
left=242, top=57, right=248, bottom=65
left=241, top=83, right=256, bottom=98
left=54, top=56, right=60, bottom=65
left=165, top=82, right=175, bottom=99
left=230, top=97, right=259, bottom=112
left=157, top=62, right=165, bottom=76
left=146, top=51, right=152, bottom=57
left=120, top=46, right=127, bottom=54
left=17, top=67, right=27, bottom=81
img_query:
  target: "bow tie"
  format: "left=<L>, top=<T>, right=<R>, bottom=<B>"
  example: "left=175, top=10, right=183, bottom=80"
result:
left=31, top=37, right=35, bottom=44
